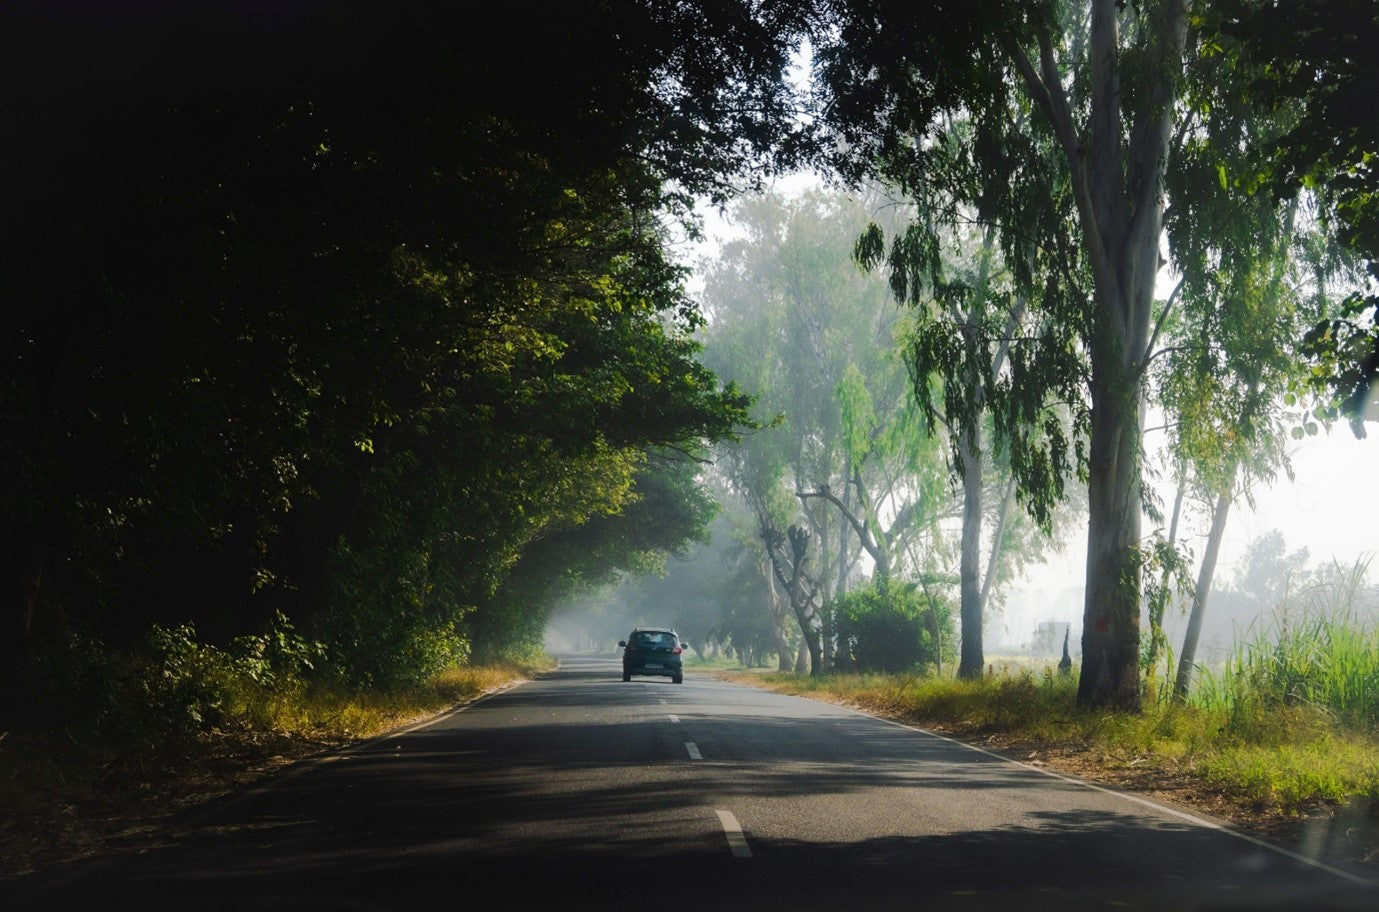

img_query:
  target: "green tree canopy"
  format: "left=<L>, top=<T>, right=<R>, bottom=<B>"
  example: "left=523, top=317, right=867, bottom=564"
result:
left=809, top=0, right=1343, bottom=709
left=0, top=1, right=807, bottom=689
left=1217, top=0, right=1379, bottom=433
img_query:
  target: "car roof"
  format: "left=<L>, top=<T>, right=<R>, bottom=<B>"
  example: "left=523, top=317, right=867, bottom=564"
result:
left=631, top=626, right=677, bottom=634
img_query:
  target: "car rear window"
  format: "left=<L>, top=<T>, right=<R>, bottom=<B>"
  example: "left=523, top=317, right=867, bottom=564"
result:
left=634, top=632, right=674, bottom=647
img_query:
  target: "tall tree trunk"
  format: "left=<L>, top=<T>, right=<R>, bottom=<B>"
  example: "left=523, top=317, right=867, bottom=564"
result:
left=763, top=523, right=823, bottom=675
left=804, top=494, right=835, bottom=673
left=1068, top=0, right=1187, bottom=711
left=957, top=420, right=985, bottom=679
left=823, top=462, right=858, bottom=671
left=979, top=475, right=1017, bottom=611
left=834, top=458, right=854, bottom=600
left=774, top=630, right=792, bottom=671
left=927, top=602, right=943, bottom=677
left=1146, top=467, right=1187, bottom=691
left=1078, top=368, right=1146, bottom=710
left=1173, top=482, right=1234, bottom=700
left=763, top=558, right=792, bottom=672
left=787, top=526, right=824, bottom=675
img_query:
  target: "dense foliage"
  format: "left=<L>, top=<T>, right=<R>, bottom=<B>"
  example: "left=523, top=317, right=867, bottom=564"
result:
left=1215, top=0, right=1379, bottom=434
left=832, top=583, right=954, bottom=674
left=0, top=1, right=808, bottom=703
left=5, top=0, right=1375, bottom=727
left=807, top=0, right=1376, bottom=708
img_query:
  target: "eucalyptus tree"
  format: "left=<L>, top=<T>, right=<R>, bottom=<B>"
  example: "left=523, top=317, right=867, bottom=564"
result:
left=702, top=189, right=957, bottom=673
left=711, top=437, right=824, bottom=672
left=700, top=207, right=807, bottom=669
left=800, top=356, right=952, bottom=592
left=855, top=175, right=1081, bottom=677
left=1141, top=9, right=1366, bottom=698
left=791, top=318, right=956, bottom=670
left=811, top=0, right=1333, bottom=708
left=1153, top=229, right=1303, bottom=698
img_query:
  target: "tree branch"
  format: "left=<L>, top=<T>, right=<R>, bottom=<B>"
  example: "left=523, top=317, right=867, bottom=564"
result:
left=797, top=487, right=875, bottom=559
left=1134, top=275, right=1186, bottom=384
left=649, top=443, right=715, bottom=464
left=990, top=296, right=1028, bottom=379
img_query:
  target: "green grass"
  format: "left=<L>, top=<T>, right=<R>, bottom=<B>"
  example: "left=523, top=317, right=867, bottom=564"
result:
left=725, top=659, right=1379, bottom=819
left=1196, top=610, right=1379, bottom=731
left=685, top=653, right=765, bottom=671
left=1201, top=736, right=1379, bottom=810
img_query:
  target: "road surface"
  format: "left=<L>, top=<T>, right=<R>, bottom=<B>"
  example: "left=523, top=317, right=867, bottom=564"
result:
left=3, top=655, right=1374, bottom=911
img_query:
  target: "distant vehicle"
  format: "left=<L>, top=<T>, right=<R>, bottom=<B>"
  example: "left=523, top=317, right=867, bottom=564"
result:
left=618, top=627, right=685, bottom=684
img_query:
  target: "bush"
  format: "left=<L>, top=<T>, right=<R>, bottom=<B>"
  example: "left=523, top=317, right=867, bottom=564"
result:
left=833, top=583, right=953, bottom=674
left=316, top=595, right=469, bottom=692
left=1, top=610, right=330, bottom=759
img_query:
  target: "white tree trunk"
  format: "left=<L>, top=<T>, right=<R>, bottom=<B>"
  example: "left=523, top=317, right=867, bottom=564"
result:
left=1173, top=483, right=1234, bottom=699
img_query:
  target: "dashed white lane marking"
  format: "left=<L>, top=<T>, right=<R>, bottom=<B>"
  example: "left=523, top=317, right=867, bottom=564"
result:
left=657, top=698, right=668, bottom=705
left=669, top=714, right=680, bottom=723
left=715, top=810, right=752, bottom=858
left=685, top=742, right=702, bottom=760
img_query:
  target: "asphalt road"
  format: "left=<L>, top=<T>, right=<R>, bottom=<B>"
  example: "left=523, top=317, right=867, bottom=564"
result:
left=3, top=656, right=1375, bottom=911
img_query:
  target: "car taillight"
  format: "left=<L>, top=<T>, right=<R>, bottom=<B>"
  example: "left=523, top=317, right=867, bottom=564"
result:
left=673, top=646, right=682, bottom=655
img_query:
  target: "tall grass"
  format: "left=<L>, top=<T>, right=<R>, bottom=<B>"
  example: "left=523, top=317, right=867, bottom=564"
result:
left=1195, top=559, right=1379, bottom=732
left=1196, top=613, right=1379, bottom=729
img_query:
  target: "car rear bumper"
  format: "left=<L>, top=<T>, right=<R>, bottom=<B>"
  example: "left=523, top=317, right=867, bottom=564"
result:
left=624, top=663, right=681, bottom=677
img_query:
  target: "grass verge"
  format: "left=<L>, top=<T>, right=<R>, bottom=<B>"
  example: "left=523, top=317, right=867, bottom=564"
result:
left=713, top=666, right=1379, bottom=868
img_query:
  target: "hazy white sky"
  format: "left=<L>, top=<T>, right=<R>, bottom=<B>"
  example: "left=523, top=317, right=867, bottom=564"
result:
left=1211, top=426, right=1377, bottom=570
left=993, top=428, right=1377, bottom=649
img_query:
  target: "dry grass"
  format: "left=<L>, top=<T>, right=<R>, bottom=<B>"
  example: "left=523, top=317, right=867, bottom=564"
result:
left=0, top=660, right=545, bottom=878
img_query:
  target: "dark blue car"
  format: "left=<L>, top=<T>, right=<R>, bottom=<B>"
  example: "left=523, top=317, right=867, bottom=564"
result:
left=619, top=627, right=685, bottom=684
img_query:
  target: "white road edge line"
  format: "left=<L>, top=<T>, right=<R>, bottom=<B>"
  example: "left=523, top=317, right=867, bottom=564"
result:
left=716, top=809, right=753, bottom=858
left=854, top=709, right=1374, bottom=888
left=669, top=714, right=680, bottom=723
left=685, top=741, right=702, bottom=760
